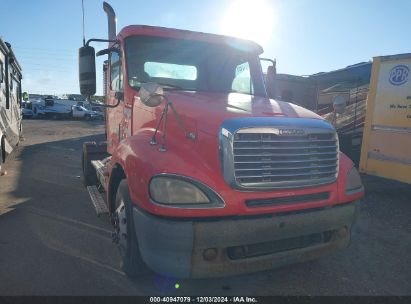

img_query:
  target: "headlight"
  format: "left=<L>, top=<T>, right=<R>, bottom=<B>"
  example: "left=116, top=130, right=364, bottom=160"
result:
left=345, top=166, right=363, bottom=194
left=149, top=175, right=224, bottom=207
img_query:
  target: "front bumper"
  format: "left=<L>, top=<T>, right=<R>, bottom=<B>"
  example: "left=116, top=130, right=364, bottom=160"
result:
left=133, top=201, right=359, bottom=278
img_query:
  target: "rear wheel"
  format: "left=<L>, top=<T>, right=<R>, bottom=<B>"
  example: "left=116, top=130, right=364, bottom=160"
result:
left=114, top=180, right=149, bottom=277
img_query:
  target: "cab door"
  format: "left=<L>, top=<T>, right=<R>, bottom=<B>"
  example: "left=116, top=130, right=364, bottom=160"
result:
left=106, top=48, right=125, bottom=154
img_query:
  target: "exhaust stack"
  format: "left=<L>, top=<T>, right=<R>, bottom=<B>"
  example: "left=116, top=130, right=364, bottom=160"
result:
left=103, top=1, right=116, bottom=40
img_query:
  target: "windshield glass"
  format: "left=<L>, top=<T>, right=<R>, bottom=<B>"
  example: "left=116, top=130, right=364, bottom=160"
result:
left=125, top=35, right=266, bottom=96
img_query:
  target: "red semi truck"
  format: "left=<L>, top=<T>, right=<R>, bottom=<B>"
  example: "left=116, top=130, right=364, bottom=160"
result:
left=79, top=2, right=364, bottom=278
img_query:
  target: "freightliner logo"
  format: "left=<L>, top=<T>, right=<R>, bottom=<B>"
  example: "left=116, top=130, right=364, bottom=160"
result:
left=275, top=128, right=305, bottom=136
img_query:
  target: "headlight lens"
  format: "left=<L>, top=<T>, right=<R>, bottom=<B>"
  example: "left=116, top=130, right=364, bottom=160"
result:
left=150, top=176, right=210, bottom=205
left=345, top=166, right=363, bottom=194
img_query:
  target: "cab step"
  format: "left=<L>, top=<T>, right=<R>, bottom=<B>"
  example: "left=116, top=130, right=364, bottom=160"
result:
left=91, top=157, right=110, bottom=192
left=87, top=185, right=109, bottom=215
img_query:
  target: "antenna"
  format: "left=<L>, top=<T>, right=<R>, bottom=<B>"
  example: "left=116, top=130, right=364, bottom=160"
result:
left=81, top=0, right=86, bottom=46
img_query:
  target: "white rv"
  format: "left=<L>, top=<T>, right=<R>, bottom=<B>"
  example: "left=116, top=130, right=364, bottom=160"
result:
left=0, top=39, right=23, bottom=164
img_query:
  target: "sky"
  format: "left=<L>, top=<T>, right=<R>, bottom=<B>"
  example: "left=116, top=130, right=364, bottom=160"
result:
left=1, top=0, right=410, bottom=96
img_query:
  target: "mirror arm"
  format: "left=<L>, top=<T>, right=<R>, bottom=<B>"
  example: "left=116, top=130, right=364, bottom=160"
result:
left=85, top=38, right=118, bottom=47
left=152, top=94, right=195, bottom=142
left=260, top=58, right=276, bottom=66
left=96, top=47, right=119, bottom=56
left=260, top=58, right=277, bottom=99
left=87, top=92, right=121, bottom=109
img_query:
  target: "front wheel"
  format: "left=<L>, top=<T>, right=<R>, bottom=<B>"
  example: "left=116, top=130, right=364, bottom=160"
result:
left=114, top=180, right=149, bottom=277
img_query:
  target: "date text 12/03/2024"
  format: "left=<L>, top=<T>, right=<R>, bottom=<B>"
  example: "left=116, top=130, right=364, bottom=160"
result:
left=149, top=297, right=258, bottom=303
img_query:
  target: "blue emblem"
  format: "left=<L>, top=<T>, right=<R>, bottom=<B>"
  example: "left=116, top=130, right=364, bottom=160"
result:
left=389, top=65, right=409, bottom=86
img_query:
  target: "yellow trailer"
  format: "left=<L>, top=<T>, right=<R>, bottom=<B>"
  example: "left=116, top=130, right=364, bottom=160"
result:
left=359, top=53, right=411, bottom=184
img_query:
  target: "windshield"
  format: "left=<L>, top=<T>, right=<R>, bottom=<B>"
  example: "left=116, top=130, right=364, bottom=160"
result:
left=125, top=35, right=266, bottom=96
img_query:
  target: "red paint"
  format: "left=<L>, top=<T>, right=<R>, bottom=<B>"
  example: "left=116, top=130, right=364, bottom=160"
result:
left=104, top=26, right=364, bottom=218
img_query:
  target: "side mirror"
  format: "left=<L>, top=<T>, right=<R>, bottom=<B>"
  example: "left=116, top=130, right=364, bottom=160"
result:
left=79, top=46, right=96, bottom=96
left=260, top=58, right=276, bottom=99
left=266, top=66, right=276, bottom=99
left=139, top=83, right=164, bottom=107
left=332, top=95, right=347, bottom=114
left=22, top=92, right=29, bottom=102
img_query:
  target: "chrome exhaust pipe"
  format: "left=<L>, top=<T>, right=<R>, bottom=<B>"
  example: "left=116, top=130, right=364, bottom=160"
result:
left=103, top=1, right=116, bottom=40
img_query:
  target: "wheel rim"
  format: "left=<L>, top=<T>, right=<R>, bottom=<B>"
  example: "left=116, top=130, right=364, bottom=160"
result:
left=115, top=198, right=128, bottom=255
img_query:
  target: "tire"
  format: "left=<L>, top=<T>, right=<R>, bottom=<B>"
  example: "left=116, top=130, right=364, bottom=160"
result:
left=115, top=180, right=149, bottom=277
left=85, top=114, right=91, bottom=121
left=82, top=142, right=108, bottom=186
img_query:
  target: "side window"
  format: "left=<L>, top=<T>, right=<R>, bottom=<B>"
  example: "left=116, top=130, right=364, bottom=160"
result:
left=8, top=77, right=16, bottom=109
left=18, top=80, right=22, bottom=107
left=12, top=77, right=18, bottom=99
left=5, top=60, right=9, bottom=109
left=0, top=60, right=3, bottom=83
left=232, top=62, right=253, bottom=94
left=110, top=51, right=123, bottom=91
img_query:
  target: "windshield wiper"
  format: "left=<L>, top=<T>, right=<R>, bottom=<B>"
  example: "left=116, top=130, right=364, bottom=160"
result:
left=131, top=80, right=195, bottom=91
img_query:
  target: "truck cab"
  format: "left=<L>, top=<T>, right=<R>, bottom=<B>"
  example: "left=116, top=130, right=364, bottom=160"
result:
left=79, top=2, right=364, bottom=278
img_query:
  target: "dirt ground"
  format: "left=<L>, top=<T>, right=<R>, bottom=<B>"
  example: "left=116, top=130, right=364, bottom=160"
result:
left=0, top=119, right=410, bottom=295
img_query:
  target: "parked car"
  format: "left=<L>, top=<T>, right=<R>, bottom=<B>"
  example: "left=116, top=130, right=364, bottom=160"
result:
left=22, top=102, right=34, bottom=119
left=71, top=105, right=104, bottom=120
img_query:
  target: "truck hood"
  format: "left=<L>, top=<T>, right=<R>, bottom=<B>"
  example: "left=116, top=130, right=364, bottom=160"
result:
left=165, top=91, right=323, bottom=136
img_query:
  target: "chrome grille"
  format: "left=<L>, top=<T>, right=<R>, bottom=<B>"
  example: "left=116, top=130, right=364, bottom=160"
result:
left=232, top=129, right=338, bottom=189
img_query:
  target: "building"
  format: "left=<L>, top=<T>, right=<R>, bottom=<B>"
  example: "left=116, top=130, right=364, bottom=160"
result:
left=274, top=61, right=372, bottom=111
left=274, top=74, right=317, bottom=110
